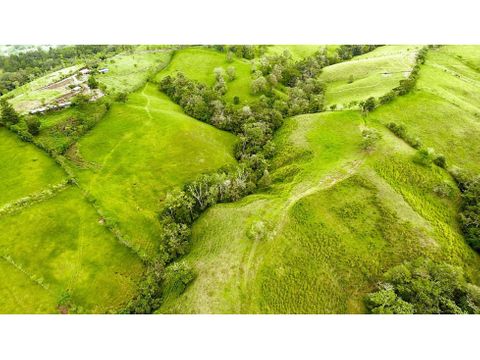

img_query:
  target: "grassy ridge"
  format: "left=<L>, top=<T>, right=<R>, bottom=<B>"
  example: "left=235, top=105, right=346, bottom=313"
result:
left=368, top=46, right=480, bottom=174
left=320, top=45, right=420, bottom=108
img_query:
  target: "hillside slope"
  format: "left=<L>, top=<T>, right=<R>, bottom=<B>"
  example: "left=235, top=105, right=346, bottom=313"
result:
left=159, top=45, right=480, bottom=313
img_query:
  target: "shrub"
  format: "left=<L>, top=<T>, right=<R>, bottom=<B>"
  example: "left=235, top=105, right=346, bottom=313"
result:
left=25, top=117, right=41, bottom=136
left=162, top=260, right=196, bottom=297
left=413, top=148, right=435, bottom=167
left=116, top=92, right=128, bottom=103
left=433, top=154, right=447, bottom=168
left=361, top=128, right=381, bottom=151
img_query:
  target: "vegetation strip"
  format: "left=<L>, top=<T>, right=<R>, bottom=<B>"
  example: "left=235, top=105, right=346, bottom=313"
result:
left=0, top=180, right=71, bottom=218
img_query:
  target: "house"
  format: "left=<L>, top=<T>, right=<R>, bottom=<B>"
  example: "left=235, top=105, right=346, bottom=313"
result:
left=29, top=106, right=48, bottom=114
left=72, top=86, right=82, bottom=92
left=98, top=68, right=109, bottom=74
left=79, top=68, right=90, bottom=75
left=58, top=101, right=72, bottom=108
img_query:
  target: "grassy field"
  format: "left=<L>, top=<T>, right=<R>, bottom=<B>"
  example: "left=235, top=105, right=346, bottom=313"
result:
left=97, top=49, right=173, bottom=95
left=319, top=45, right=420, bottom=108
left=0, top=186, right=143, bottom=313
left=0, top=128, right=66, bottom=207
left=72, top=83, right=238, bottom=259
left=155, top=47, right=256, bottom=104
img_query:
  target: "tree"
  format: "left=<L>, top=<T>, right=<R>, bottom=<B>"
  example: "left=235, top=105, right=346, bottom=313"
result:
left=226, top=66, right=236, bottom=81
left=0, top=99, right=20, bottom=124
left=458, top=176, right=480, bottom=252
left=233, top=96, right=240, bottom=105
left=361, top=128, right=381, bottom=151
left=433, top=154, right=447, bottom=168
left=360, top=97, right=376, bottom=115
left=250, top=76, right=268, bottom=95
left=226, top=51, right=233, bottom=63
left=87, top=75, right=99, bottom=89
left=26, top=117, right=41, bottom=136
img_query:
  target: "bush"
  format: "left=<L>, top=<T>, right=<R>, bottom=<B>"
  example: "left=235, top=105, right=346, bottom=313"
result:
left=361, top=128, right=381, bottom=151
left=413, top=148, right=435, bottom=166
left=116, top=92, right=128, bottom=103
left=25, top=117, right=41, bottom=136
left=366, top=258, right=480, bottom=314
left=162, top=260, right=196, bottom=297
left=433, top=154, right=447, bottom=168
left=122, top=263, right=164, bottom=314
left=386, top=122, right=422, bottom=149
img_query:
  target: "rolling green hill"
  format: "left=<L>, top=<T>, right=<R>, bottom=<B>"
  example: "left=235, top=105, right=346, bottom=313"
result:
left=1, top=45, right=480, bottom=314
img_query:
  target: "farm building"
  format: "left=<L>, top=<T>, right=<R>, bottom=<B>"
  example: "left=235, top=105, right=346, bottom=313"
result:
left=98, top=68, right=109, bottom=74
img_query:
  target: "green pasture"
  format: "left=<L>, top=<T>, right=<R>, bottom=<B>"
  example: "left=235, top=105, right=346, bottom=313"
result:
left=0, top=128, right=66, bottom=207
left=73, top=83, right=237, bottom=259
left=0, top=186, right=144, bottom=313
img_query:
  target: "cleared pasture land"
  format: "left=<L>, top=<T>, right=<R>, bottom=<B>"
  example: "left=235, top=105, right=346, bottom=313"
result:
left=319, top=45, right=420, bottom=108
left=0, top=186, right=144, bottom=313
left=0, top=128, right=65, bottom=207
left=161, top=107, right=480, bottom=313
left=155, top=47, right=256, bottom=103
left=72, top=83, right=238, bottom=259
left=97, top=50, right=173, bottom=94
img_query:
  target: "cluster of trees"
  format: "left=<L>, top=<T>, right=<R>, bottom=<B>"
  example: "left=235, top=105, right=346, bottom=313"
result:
left=160, top=73, right=281, bottom=160
left=159, top=165, right=262, bottom=262
left=366, top=258, right=480, bottom=314
left=334, top=45, right=381, bottom=62
left=0, top=45, right=127, bottom=95
left=451, top=170, right=480, bottom=252
left=386, top=122, right=422, bottom=149
left=210, top=45, right=267, bottom=60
